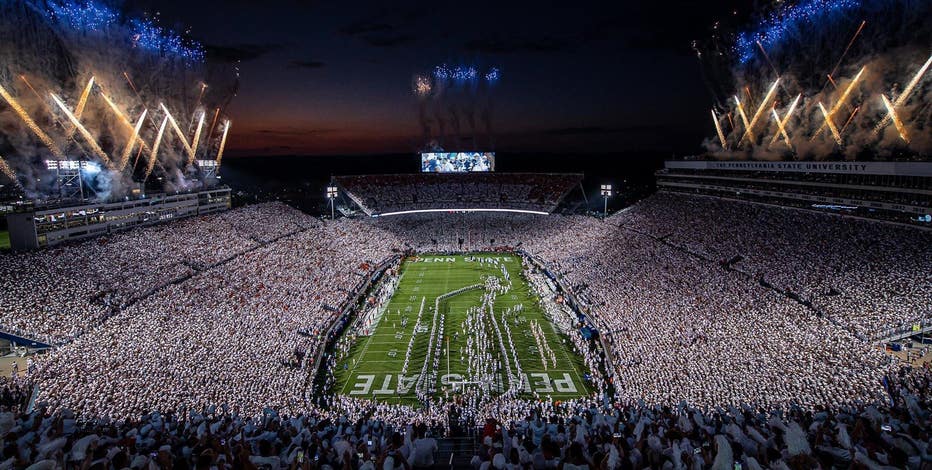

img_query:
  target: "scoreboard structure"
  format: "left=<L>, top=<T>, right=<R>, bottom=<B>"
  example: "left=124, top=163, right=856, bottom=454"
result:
left=421, top=152, right=495, bottom=173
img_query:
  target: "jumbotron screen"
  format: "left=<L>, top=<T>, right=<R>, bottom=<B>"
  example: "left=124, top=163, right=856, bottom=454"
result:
left=421, top=152, right=495, bottom=172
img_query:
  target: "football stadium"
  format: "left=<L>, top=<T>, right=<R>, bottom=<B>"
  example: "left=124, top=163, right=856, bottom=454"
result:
left=0, top=0, right=931, bottom=469
left=330, top=253, right=592, bottom=403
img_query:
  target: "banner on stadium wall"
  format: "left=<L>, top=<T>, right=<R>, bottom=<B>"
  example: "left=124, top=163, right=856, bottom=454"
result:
left=665, top=160, right=932, bottom=177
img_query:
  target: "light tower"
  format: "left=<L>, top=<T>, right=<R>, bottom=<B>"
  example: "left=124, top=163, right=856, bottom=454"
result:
left=326, top=185, right=338, bottom=220
left=46, top=160, right=101, bottom=201
left=600, top=184, right=612, bottom=219
left=196, top=160, right=219, bottom=185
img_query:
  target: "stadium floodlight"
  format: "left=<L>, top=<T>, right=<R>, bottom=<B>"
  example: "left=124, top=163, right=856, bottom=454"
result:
left=82, top=161, right=102, bottom=174
left=46, top=160, right=101, bottom=172
left=600, top=184, right=612, bottom=219
left=196, top=159, right=220, bottom=184
left=326, top=186, right=338, bottom=220
left=45, top=160, right=102, bottom=200
left=45, top=160, right=72, bottom=170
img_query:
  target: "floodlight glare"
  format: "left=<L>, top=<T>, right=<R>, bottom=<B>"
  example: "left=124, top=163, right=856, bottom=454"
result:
left=326, top=186, right=338, bottom=220
left=81, top=161, right=102, bottom=175
left=600, top=184, right=613, bottom=218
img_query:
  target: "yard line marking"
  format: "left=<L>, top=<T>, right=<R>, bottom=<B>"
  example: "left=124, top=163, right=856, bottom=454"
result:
left=337, top=253, right=592, bottom=399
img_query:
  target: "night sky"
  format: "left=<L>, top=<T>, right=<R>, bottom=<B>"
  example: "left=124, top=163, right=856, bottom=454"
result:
left=131, top=0, right=745, bottom=157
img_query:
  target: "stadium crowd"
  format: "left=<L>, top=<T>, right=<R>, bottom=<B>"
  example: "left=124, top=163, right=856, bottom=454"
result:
left=525, top=221, right=892, bottom=410
left=466, top=365, right=932, bottom=470
left=618, top=193, right=932, bottom=339
left=0, top=203, right=318, bottom=344
left=3, top=365, right=932, bottom=469
left=30, top=218, right=402, bottom=420
left=336, top=174, right=582, bottom=215
left=1, top=192, right=931, bottom=468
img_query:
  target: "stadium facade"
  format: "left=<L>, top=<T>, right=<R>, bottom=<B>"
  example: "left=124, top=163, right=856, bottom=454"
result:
left=5, top=187, right=231, bottom=251
left=657, top=160, right=932, bottom=226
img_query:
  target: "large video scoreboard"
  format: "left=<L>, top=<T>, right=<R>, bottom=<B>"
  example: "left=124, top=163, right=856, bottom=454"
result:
left=421, top=152, right=495, bottom=173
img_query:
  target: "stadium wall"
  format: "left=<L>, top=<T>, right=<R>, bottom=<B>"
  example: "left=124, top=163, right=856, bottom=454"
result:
left=666, top=160, right=932, bottom=177
left=309, top=255, right=403, bottom=389
left=660, top=160, right=932, bottom=225
left=658, top=181, right=930, bottom=215
left=5, top=188, right=231, bottom=251
left=517, top=249, right=618, bottom=393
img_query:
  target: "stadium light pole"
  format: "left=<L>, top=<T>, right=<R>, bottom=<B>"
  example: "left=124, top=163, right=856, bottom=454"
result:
left=326, top=186, right=338, bottom=220
left=600, top=184, right=612, bottom=219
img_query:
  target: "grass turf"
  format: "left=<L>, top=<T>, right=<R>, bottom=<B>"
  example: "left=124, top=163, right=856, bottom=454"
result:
left=0, top=231, right=8, bottom=251
left=333, top=253, right=592, bottom=404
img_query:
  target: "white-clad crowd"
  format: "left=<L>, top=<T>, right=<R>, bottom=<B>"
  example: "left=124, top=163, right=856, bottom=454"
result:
left=1, top=192, right=930, bottom=468
left=336, top=173, right=583, bottom=215
left=529, top=224, right=894, bottom=410
left=0, top=202, right=318, bottom=344
left=618, top=192, right=932, bottom=340
left=29, top=216, right=402, bottom=420
left=4, top=365, right=932, bottom=469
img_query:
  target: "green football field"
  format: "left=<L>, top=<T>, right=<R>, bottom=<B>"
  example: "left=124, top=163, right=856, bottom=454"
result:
left=332, top=253, right=592, bottom=405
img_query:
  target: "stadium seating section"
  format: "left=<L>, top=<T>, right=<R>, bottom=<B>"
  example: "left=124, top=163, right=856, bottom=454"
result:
left=2, top=194, right=931, bottom=469
left=336, top=173, right=583, bottom=214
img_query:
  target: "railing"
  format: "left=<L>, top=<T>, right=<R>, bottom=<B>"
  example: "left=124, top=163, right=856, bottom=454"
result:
left=306, top=255, right=402, bottom=389
left=0, top=328, right=54, bottom=349
left=515, top=249, right=618, bottom=394
left=26, top=384, right=40, bottom=414
left=873, top=319, right=932, bottom=344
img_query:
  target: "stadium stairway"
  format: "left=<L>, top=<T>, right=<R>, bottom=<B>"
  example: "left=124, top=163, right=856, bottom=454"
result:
left=435, top=436, right=476, bottom=468
left=0, top=330, right=53, bottom=349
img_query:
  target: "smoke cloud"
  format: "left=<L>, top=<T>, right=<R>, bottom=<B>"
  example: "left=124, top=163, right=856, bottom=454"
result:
left=696, top=0, right=931, bottom=160
left=0, top=0, right=238, bottom=199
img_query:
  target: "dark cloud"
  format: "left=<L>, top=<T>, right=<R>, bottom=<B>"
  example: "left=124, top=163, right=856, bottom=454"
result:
left=622, top=30, right=697, bottom=54
left=461, top=5, right=729, bottom=57
left=579, top=17, right=628, bottom=42
left=340, top=21, right=394, bottom=36
left=205, top=43, right=285, bottom=62
left=289, top=59, right=326, bottom=69
left=581, top=3, right=749, bottom=52
left=255, top=146, right=294, bottom=152
left=464, top=17, right=692, bottom=56
left=339, top=6, right=426, bottom=48
left=464, top=36, right=573, bottom=54
left=362, top=33, right=416, bottom=48
left=541, top=125, right=665, bottom=136
left=254, top=128, right=339, bottom=136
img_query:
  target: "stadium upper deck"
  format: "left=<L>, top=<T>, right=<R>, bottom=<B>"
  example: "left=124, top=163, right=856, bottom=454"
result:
left=5, top=187, right=231, bottom=250
left=335, top=173, right=583, bottom=216
left=657, top=160, right=932, bottom=226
